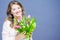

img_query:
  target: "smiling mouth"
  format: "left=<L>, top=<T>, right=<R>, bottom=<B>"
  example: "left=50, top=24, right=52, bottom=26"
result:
left=15, top=16, right=20, bottom=19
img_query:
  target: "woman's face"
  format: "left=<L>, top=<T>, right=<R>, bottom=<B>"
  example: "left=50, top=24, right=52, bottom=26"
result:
left=11, top=4, right=22, bottom=18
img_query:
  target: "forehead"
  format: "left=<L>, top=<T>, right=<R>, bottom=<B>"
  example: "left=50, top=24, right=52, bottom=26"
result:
left=11, top=4, right=21, bottom=9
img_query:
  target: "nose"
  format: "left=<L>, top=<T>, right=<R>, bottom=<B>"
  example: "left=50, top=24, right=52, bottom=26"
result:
left=16, top=10, right=19, bottom=14
left=16, top=11, right=19, bottom=13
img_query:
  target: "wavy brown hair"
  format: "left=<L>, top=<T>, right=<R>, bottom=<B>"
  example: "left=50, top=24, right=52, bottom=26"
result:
left=6, top=1, right=24, bottom=28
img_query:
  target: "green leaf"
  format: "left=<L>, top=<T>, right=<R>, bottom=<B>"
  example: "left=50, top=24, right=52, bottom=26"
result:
left=29, top=18, right=36, bottom=33
left=17, top=28, right=23, bottom=33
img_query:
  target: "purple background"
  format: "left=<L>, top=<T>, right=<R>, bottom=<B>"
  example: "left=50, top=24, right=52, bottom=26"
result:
left=0, top=0, right=60, bottom=40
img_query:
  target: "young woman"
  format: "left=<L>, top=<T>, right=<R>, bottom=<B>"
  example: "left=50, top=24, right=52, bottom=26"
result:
left=2, top=1, right=32, bottom=40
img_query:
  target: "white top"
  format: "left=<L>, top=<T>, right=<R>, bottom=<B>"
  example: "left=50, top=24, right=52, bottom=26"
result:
left=2, top=20, right=33, bottom=40
left=2, top=20, right=17, bottom=40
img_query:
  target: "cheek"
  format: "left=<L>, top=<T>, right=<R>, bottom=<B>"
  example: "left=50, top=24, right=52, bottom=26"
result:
left=11, top=10, right=16, bottom=14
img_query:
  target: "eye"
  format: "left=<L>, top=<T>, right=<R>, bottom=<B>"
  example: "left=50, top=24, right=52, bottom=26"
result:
left=13, top=8, right=16, bottom=11
left=18, top=7, right=20, bottom=9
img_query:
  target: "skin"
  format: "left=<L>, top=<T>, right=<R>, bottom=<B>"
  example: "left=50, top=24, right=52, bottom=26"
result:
left=11, top=4, right=25, bottom=40
left=11, top=4, right=31, bottom=20
left=11, top=4, right=22, bottom=20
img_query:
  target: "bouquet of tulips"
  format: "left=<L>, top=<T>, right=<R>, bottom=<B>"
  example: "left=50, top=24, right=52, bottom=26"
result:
left=14, top=15, right=36, bottom=40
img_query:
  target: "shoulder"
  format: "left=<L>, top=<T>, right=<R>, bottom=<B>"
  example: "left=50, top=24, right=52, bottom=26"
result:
left=2, top=18, right=11, bottom=32
left=3, top=18, right=11, bottom=28
left=4, top=18, right=11, bottom=24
